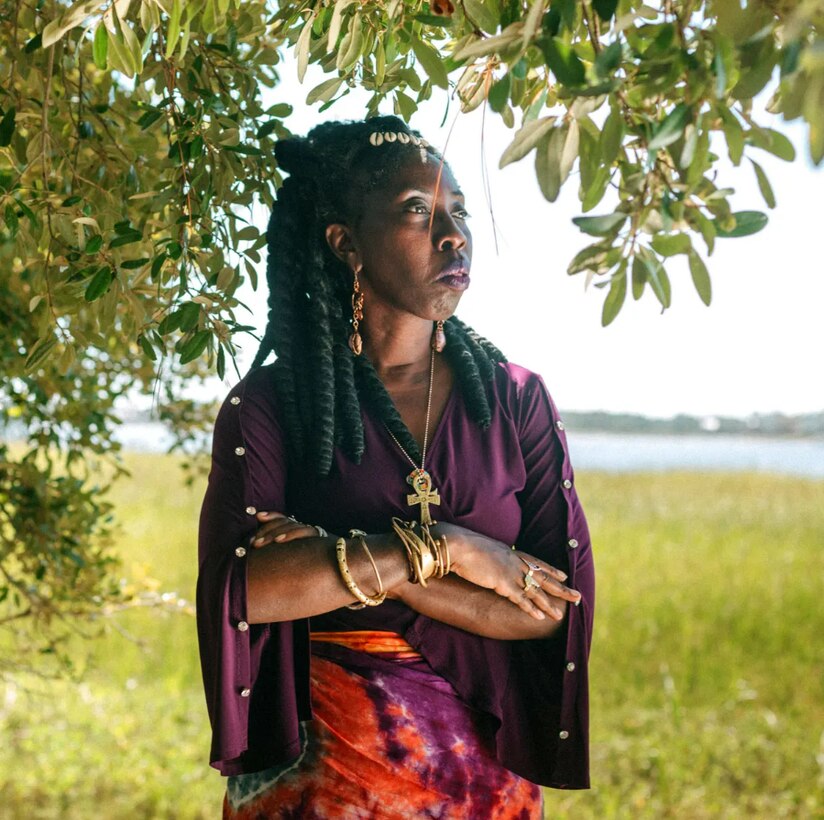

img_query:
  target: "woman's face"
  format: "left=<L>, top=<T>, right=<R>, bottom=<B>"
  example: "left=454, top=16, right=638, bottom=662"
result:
left=334, top=156, right=472, bottom=323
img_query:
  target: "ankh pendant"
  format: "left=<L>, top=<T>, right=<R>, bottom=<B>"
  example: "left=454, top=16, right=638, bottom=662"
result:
left=406, top=468, right=440, bottom=526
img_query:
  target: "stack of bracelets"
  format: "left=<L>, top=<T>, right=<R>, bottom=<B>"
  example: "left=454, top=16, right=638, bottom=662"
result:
left=334, top=520, right=451, bottom=609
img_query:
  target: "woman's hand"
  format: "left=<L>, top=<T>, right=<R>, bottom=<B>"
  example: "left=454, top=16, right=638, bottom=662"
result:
left=249, top=511, right=330, bottom=548
left=433, top=523, right=581, bottom=622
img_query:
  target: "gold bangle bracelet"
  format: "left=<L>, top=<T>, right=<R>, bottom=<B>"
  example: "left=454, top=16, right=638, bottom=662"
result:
left=349, top=529, right=386, bottom=605
left=335, top=537, right=385, bottom=608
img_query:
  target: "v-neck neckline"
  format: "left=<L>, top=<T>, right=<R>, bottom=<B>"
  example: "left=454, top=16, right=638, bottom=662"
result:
left=378, top=379, right=458, bottom=470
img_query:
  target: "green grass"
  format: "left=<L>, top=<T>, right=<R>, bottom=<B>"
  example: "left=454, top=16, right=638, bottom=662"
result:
left=0, top=457, right=822, bottom=818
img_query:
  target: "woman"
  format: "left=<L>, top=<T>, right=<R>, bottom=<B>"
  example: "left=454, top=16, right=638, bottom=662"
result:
left=197, top=116, right=595, bottom=818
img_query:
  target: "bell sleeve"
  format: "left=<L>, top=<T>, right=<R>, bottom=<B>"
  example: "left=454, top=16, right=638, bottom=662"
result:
left=196, top=367, right=311, bottom=776
left=500, top=365, right=596, bottom=788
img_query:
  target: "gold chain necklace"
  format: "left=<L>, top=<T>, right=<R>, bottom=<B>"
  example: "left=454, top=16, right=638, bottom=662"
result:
left=385, top=348, right=440, bottom=526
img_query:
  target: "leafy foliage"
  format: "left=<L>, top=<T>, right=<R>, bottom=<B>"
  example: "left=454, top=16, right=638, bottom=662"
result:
left=1, top=0, right=822, bottom=674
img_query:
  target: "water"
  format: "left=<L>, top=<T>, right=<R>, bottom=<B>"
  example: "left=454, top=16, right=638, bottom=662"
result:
left=566, top=432, right=824, bottom=478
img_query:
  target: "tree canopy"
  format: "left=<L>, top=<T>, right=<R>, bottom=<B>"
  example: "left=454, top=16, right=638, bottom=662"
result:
left=1, top=0, right=821, bottom=672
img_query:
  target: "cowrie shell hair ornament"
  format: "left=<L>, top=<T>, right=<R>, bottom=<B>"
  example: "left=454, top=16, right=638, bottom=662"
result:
left=368, top=131, right=429, bottom=149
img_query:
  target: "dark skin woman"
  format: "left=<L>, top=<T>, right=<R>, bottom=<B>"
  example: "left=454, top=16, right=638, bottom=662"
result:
left=197, top=116, right=595, bottom=817
left=244, top=159, right=581, bottom=633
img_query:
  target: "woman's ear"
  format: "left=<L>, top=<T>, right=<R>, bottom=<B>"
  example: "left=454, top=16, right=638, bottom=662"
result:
left=325, top=223, right=361, bottom=271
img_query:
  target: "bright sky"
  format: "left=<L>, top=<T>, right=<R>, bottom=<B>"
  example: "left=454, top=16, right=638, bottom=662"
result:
left=231, top=58, right=824, bottom=418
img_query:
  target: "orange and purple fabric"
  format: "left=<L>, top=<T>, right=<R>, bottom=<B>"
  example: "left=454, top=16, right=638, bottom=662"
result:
left=223, top=631, right=542, bottom=819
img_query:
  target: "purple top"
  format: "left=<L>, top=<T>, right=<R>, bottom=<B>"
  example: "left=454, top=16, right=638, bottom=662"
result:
left=197, top=360, right=595, bottom=788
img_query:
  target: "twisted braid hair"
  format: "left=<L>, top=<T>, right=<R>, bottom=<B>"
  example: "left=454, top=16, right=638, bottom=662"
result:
left=252, top=116, right=506, bottom=475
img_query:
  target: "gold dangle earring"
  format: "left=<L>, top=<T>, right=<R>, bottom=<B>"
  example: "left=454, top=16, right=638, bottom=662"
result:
left=349, top=268, right=364, bottom=356
left=431, top=320, right=446, bottom=353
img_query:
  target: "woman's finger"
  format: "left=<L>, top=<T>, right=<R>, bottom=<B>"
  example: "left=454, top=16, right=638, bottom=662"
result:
left=515, top=553, right=581, bottom=605
left=251, top=520, right=317, bottom=548
left=505, top=588, right=546, bottom=621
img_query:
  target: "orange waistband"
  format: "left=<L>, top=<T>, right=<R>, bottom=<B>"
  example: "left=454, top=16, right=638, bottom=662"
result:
left=310, top=630, right=421, bottom=659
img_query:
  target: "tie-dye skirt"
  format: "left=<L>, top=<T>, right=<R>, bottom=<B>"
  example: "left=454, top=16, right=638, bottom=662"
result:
left=224, top=630, right=542, bottom=819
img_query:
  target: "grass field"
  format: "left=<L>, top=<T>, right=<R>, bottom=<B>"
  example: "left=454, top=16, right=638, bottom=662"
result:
left=0, top=454, right=822, bottom=818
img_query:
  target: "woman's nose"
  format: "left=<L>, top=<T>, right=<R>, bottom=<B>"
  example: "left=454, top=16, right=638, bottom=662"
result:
left=433, top=212, right=468, bottom=251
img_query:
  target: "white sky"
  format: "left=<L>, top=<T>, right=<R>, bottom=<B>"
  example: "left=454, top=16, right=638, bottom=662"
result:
left=230, top=58, right=824, bottom=418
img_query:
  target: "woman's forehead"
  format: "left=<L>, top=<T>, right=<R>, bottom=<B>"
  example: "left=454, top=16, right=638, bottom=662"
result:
left=367, top=155, right=463, bottom=199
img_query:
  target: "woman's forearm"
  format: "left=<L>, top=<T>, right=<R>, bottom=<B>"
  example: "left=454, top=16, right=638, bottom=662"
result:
left=395, top=575, right=568, bottom=640
left=246, top=533, right=411, bottom=623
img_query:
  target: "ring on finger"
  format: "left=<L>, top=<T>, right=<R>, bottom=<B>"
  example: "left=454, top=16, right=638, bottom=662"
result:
left=522, top=572, right=541, bottom=594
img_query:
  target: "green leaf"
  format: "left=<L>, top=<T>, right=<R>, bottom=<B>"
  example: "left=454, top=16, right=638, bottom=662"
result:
left=750, top=159, right=776, bottom=209
left=158, top=308, right=183, bottom=335
left=536, top=121, right=578, bottom=203
left=177, top=301, right=201, bottom=332
left=488, top=74, right=511, bottom=112
left=84, top=235, right=103, bottom=254
left=336, top=13, right=363, bottom=72
left=601, top=262, right=627, bottom=327
left=327, top=0, right=355, bottom=50
left=572, top=212, right=627, bottom=236
left=109, top=231, right=142, bottom=248
left=599, top=109, right=623, bottom=165
left=25, top=335, right=57, bottom=372
left=414, top=13, right=453, bottom=26
left=137, top=109, right=163, bottom=129
left=84, top=267, right=114, bottom=302
left=296, top=14, right=315, bottom=83
left=217, top=345, right=226, bottom=379
left=592, top=0, right=618, bottom=22
left=648, top=104, right=691, bottom=151
left=499, top=116, right=557, bottom=167
left=179, top=330, right=211, bottom=364
left=716, top=210, right=768, bottom=238
left=542, top=37, right=586, bottom=86
left=412, top=38, right=449, bottom=89
left=138, top=334, right=157, bottom=361
left=748, top=127, right=795, bottom=162
left=93, top=24, right=108, bottom=70
left=120, top=258, right=150, bottom=270
left=651, top=232, right=691, bottom=257
left=688, top=249, right=712, bottom=306
left=639, top=249, right=671, bottom=309
left=165, top=0, right=182, bottom=58
left=306, top=78, right=343, bottom=105
left=463, top=0, right=499, bottom=33
left=631, top=256, right=646, bottom=300
left=0, top=106, right=16, bottom=147
left=4, top=204, right=18, bottom=237
left=595, top=40, right=622, bottom=79
left=567, top=242, right=613, bottom=275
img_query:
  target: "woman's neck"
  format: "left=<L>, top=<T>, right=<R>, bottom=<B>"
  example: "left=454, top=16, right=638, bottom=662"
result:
left=362, top=312, right=434, bottom=387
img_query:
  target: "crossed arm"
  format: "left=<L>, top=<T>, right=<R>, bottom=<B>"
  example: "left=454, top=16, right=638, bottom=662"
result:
left=246, top=513, right=580, bottom=641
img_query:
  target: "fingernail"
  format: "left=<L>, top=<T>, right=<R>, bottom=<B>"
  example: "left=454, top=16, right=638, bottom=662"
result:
left=552, top=607, right=563, bottom=619
left=573, top=597, right=581, bottom=606
left=253, top=537, right=264, bottom=545
left=557, top=571, right=568, bottom=581
left=535, top=610, right=546, bottom=620
left=275, top=534, right=286, bottom=542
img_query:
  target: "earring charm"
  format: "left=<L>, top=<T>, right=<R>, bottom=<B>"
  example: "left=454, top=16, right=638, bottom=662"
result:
left=349, top=269, right=364, bottom=356
left=431, top=320, right=446, bottom=352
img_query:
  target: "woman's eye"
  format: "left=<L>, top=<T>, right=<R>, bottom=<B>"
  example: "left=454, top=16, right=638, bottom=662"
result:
left=409, top=203, right=429, bottom=214
left=454, top=209, right=471, bottom=220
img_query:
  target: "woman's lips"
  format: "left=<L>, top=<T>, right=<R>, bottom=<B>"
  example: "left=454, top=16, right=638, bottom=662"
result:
left=437, top=260, right=470, bottom=290
left=437, top=273, right=471, bottom=290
